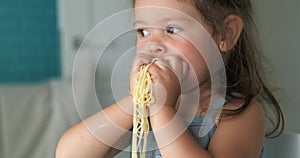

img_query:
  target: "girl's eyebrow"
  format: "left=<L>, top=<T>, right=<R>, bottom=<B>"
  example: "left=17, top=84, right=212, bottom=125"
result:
left=163, top=17, right=194, bottom=23
left=134, top=17, right=193, bottom=26
left=133, top=20, right=146, bottom=26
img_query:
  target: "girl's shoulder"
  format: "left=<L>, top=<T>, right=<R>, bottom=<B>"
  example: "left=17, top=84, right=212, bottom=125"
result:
left=218, top=98, right=265, bottom=123
left=208, top=98, right=265, bottom=157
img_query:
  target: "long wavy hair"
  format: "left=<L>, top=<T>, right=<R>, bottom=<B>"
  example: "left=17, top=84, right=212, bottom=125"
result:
left=133, top=0, right=284, bottom=138
left=189, top=0, right=284, bottom=138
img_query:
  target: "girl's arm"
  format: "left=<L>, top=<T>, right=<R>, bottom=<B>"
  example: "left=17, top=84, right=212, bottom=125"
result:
left=55, top=96, right=133, bottom=158
left=150, top=105, right=213, bottom=158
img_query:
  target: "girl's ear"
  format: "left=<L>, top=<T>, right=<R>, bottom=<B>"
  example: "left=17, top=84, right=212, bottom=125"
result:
left=218, top=15, right=244, bottom=52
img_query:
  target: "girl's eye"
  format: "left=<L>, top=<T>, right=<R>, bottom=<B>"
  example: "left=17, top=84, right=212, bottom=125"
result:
left=166, top=26, right=182, bottom=34
left=136, top=28, right=150, bottom=37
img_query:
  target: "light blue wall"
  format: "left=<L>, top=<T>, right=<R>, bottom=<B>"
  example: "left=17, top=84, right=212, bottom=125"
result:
left=0, top=0, right=60, bottom=83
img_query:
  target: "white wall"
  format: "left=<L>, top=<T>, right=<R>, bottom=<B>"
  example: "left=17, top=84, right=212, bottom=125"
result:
left=57, top=0, right=133, bottom=79
left=57, top=0, right=135, bottom=106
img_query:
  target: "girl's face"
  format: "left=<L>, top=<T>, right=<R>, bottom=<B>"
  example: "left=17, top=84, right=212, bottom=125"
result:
left=134, top=0, right=215, bottom=87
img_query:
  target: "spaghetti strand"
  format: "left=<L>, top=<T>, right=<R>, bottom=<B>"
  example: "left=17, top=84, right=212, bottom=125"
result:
left=132, top=62, right=154, bottom=158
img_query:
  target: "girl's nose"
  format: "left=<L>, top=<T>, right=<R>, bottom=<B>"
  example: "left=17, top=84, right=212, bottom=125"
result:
left=149, top=42, right=167, bottom=54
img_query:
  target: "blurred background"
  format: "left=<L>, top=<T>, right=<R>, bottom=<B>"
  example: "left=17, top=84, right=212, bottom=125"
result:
left=0, top=0, right=299, bottom=158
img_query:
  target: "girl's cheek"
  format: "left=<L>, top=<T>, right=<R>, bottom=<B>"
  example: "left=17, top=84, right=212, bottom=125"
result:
left=136, top=40, right=147, bottom=53
left=176, top=41, right=207, bottom=70
left=173, top=40, right=200, bottom=57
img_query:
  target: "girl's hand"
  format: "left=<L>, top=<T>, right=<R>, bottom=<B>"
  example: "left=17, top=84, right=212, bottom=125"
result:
left=148, top=59, right=181, bottom=108
left=130, top=55, right=181, bottom=109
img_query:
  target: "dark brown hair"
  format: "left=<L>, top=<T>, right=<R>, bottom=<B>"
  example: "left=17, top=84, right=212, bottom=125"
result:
left=190, top=0, right=284, bottom=138
left=133, top=0, right=284, bottom=138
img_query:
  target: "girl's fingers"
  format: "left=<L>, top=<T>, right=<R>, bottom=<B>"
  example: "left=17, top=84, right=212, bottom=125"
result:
left=163, top=56, right=184, bottom=82
left=148, top=58, right=173, bottom=75
left=150, top=57, right=184, bottom=83
left=131, top=55, right=185, bottom=85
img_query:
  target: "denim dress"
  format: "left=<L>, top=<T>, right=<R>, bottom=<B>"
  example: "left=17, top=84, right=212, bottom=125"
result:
left=145, top=116, right=217, bottom=158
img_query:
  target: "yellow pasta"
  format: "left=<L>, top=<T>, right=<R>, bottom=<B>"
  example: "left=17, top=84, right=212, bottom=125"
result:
left=132, top=61, right=155, bottom=158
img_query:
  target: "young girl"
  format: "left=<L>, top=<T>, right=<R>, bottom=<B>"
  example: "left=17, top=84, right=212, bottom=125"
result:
left=56, top=0, right=284, bottom=157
